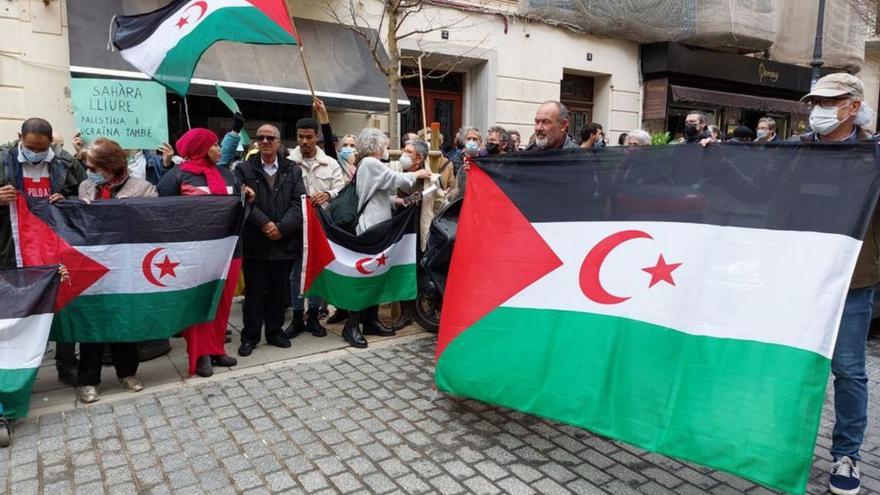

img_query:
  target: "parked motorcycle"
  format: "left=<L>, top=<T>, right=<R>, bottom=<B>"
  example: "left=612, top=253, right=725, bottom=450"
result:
left=403, top=198, right=462, bottom=333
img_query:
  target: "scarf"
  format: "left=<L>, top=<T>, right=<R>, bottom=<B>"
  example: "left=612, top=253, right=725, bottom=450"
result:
left=95, top=174, right=129, bottom=200
left=176, top=128, right=227, bottom=195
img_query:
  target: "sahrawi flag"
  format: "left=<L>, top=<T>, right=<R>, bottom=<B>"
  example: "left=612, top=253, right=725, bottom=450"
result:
left=302, top=198, right=417, bottom=311
left=112, top=0, right=299, bottom=95
left=11, top=194, right=242, bottom=343
left=436, top=144, right=880, bottom=494
left=0, top=266, right=59, bottom=419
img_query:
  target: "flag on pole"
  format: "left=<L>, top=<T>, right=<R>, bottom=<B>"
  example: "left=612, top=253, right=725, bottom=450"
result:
left=11, top=194, right=243, bottom=343
left=0, top=266, right=60, bottom=419
left=112, top=0, right=299, bottom=95
left=435, top=144, right=880, bottom=494
left=302, top=199, right=417, bottom=311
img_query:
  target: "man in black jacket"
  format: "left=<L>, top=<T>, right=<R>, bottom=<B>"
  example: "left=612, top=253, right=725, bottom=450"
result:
left=234, top=124, right=306, bottom=357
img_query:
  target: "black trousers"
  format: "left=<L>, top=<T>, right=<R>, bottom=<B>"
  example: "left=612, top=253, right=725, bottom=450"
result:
left=55, top=343, right=78, bottom=369
left=78, top=343, right=139, bottom=386
left=242, top=258, right=293, bottom=344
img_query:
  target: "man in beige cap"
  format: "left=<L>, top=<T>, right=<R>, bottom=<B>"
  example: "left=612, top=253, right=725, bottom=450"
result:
left=795, top=72, right=873, bottom=142
left=796, top=72, right=876, bottom=495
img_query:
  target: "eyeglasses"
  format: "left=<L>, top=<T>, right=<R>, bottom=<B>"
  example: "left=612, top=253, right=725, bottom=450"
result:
left=807, top=98, right=852, bottom=110
left=256, top=135, right=277, bottom=142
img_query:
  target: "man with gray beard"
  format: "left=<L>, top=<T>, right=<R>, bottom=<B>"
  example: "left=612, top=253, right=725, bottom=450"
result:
left=526, top=101, right=578, bottom=151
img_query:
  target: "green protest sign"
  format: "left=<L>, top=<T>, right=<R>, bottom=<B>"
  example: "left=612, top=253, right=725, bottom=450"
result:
left=215, top=84, right=250, bottom=146
left=71, top=78, right=169, bottom=150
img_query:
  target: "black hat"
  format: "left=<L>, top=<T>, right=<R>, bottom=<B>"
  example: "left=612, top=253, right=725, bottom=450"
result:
left=732, top=126, right=755, bottom=141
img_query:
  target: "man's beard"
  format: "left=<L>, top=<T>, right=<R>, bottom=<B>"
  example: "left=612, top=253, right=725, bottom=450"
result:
left=534, top=136, right=548, bottom=149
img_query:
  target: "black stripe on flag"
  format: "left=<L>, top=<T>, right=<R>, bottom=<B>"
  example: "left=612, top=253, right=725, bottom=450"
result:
left=112, top=0, right=189, bottom=50
left=0, top=266, right=59, bottom=319
left=26, top=196, right=243, bottom=246
left=475, top=143, right=880, bottom=239
left=318, top=205, right=417, bottom=256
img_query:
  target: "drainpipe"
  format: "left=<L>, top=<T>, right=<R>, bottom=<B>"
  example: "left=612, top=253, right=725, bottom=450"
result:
left=810, top=0, right=826, bottom=89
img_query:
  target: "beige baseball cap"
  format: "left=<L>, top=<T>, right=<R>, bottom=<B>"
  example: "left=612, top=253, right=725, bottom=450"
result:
left=800, top=73, right=864, bottom=102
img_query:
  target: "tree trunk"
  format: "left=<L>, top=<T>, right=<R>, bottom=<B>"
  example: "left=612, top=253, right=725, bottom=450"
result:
left=386, top=2, right=401, bottom=149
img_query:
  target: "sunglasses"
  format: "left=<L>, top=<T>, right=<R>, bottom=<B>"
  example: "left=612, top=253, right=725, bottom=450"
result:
left=256, top=135, right=278, bottom=142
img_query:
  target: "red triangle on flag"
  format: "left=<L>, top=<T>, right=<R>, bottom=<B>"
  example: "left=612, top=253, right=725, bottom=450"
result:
left=14, top=195, right=109, bottom=311
left=436, top=166, right=563, bottom=359
left=303, top=199, right=336, bottom=293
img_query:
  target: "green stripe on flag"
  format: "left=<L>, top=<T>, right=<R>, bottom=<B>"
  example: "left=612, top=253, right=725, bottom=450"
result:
left=50, top=280, right=225, bottom=343
left=435, top=307, right=829, bottom=494
left=306, top=264, right=416, bottom=311
left=155, top=8, right=298, bottom=95
left=0, top=367, right=39, bottom=419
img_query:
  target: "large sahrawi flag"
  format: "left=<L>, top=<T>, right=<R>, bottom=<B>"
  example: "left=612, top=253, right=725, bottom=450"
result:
left=112, top=0, right=299, bottom=95
left=11, top=195, right=242, bottom=343
left=435, top=144, right=880, bottom=494
left=302, top=198, right=417, bottom=311
left=0, top=266, right=59, bottom=419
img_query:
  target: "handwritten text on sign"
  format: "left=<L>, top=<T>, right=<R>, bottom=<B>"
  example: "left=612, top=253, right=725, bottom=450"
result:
left=71, top=78, right=168, bottom=150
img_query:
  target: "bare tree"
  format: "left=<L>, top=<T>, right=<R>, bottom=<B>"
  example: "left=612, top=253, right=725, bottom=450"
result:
left=323, top=0, right=490, bottom=147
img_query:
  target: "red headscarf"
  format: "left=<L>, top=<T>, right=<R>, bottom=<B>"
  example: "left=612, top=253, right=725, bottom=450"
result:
left=176, top=128, right=228, bottom=195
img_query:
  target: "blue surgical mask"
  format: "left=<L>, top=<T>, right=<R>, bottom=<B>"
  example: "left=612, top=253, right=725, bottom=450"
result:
left=21, top=147, right=48, bottom=163
left=87, top=171, right=106, bottom=185
left=339, top=148, right=355, bottom=163
left=465, top=141, right=479, bottom=156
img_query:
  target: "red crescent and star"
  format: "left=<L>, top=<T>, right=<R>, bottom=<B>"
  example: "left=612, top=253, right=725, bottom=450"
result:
left=355, top=253, right=389, bottom=275
left=579, top=230, right=682, bottom=305
left=141, top=247, right=180, bottom=288
left=176, top=0, right=208, bottom=29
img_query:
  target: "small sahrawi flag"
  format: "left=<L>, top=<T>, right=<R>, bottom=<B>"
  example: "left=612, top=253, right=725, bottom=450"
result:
left=435, top=144, right=880, bottom=494
left=11, top=195, right=243, bottom=343
left=302, top=198, right=417, bottom=311
left=112, top=0, right=299, bottom=95
left=0, top=266, right=60, bottom=419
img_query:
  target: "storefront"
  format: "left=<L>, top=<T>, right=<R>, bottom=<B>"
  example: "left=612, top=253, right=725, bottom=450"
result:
left=641, top=43, right=813, bottom=140
left=68, top=0, right=408, bottom=149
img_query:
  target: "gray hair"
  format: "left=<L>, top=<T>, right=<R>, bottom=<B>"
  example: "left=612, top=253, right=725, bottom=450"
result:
left=356, top=127, right=388, bottom=157
left=686, top=110, right=708, bottom=124
left=487, top=126, right=513, bottom=149
left=457, top=126, right=481, bottom=145
left=539, top=101, right=570, bottom=123
left=758, top=117, right=777, bottom=131
left=407, top=139, right=429, bottom=160
left=257, top=124, right=281, bottom=138
left=626, top=129, right=651, bottom=146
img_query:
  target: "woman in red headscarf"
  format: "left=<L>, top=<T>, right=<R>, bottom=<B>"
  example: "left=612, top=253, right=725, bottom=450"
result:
left=158, top=128, right=253, bottom=377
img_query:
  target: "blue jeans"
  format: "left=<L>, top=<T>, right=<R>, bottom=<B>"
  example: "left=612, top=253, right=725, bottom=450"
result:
left=831, top=286, right=874, bottom=461
left=290, top=258, right=321, bottom=311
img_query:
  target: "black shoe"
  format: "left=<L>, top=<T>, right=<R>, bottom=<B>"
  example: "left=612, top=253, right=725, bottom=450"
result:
left=238, top=341, right=256, bottom=357
left=307, top=309, right=327, bottom=337
left=195, top=356, right=213, bottom=377
left=266, top=335, right=292, bottom=348
left=281, top=311, right=305, bottom=340
left=362, top=320, right=395, bottom=337
left=326, top=309, right=349, bottom=324
left=211, top=354, right=237, bottom=367
left=57, top=365, right=78, bottom=387
left=342, top=322, right=368, bottom=349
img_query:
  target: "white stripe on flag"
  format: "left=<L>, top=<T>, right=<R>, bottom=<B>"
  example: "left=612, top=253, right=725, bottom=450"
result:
left=79, top=237, right=237, bottom=295
left=0, top=314, right=54, bottom=370
left=326, top=234, right=417, bottom=278
left=118, top=0, right=252, bottom=77
left=503, top=221, right=860, bottom=358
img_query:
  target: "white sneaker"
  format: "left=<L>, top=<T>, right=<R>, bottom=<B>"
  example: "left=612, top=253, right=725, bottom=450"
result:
left=77, top=386, right=99, bottom=404
left=119, top=376, right=144, bottom=392
left=830, top=456, right=861, bottom=495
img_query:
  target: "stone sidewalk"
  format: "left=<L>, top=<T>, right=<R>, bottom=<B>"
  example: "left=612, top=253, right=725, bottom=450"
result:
left=2, top=332, right=878, bottom=495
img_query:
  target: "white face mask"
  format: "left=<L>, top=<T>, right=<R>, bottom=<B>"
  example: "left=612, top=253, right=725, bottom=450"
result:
left=398, top=154, right=413, bottom=170
left=809, top=104, right=847, bottom=135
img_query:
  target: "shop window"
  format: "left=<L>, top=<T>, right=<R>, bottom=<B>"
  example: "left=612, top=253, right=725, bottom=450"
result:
left=561, top=74, right=595, bottom=142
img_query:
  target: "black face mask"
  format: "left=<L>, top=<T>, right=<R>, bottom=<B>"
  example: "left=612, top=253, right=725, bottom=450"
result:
left=485, top=142, right=501, bottom=155
left=685, top=124, right=700, bottom=137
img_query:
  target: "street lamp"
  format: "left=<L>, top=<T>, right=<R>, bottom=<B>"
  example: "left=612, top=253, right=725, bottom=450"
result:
left=810, top=0, right=827, bottom=89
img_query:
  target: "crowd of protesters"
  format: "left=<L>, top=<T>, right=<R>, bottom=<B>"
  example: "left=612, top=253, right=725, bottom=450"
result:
left=0, top=72, right=876, bottom=495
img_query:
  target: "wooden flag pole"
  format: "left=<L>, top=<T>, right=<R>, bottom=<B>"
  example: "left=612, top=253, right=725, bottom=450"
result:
left=417, top=56, right=428, bottom=135
left=288, top=15, right=317, bottom=101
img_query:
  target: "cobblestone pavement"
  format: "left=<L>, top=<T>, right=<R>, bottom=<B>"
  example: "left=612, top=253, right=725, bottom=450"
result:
left=1, top=333, right=878, bottom=495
